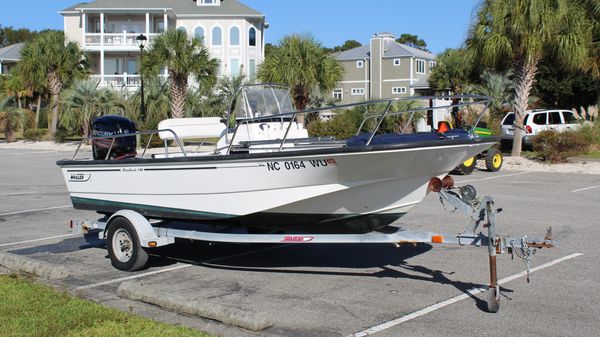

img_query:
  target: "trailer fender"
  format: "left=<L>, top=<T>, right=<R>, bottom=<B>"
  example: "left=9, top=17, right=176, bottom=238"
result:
left=105, top=210, right=174, bottom=248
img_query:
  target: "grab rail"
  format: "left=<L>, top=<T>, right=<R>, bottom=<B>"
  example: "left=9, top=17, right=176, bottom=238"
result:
left=225, top=95, right=492, bottom=154
left=71, top=129, right=186, bottom=161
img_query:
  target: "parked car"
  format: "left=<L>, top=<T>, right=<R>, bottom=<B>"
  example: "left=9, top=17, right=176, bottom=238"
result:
left=500, top=109, right=581, bottom=148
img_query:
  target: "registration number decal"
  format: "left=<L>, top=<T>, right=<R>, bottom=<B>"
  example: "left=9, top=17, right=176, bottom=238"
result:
left=264, top=159, right=337, bottom=171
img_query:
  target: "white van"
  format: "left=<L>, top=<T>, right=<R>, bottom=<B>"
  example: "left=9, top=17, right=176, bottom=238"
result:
left=500, top=109, right=581, bottom=148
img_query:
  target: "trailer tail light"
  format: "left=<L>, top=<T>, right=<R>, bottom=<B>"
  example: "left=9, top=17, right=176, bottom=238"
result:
left=442, top=175, right=454, bottom=189
left=428, top=177, right=443, bottom=192
left=525, top=125, right=532, bottom=134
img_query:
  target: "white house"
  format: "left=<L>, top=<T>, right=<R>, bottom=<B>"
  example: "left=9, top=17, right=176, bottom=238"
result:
left=60, top=0, right=266, bottom=90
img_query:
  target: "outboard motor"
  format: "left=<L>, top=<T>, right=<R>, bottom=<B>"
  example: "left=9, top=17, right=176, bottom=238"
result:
left=91, top=115, right=137, bottom=160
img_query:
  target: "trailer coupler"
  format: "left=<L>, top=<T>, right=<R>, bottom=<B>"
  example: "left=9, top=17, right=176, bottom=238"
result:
left=430, top=176, right=555, bottom=312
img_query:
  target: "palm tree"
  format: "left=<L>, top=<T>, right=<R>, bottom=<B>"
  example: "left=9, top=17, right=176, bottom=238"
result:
left=466, top=0, right=592, bottom=156
left=142, top=29, right=219, bottom=119
left=61, top=80, right=125, bottom=137
left=467, top=70, right=515, bottom=134
left=127, top=78, right=171, bottom=125
left=0, top=97, right=27, bottom=143
left=257, top=33, right=343, bottom=113
left=18, top=31, right=88, bottom=140
left=16, top=44, right=49, bottom=129
left=4, top=71, right=30, bottom=109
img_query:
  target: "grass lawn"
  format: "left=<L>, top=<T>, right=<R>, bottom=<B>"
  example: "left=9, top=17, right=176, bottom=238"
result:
left=579, top=151, right=600, bottom=159
left=0, top=274, right=215, bottom=337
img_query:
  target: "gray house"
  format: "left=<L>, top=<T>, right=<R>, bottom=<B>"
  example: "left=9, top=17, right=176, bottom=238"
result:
left=0, top=43, right=24, bottom=75
left=334, top=33, right=436, bottom=104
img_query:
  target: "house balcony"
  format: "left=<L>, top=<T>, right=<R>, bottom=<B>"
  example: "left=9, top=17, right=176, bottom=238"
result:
left=91, top=74, right=168, bottom=90
left=84, top=33, right=159, bottom=49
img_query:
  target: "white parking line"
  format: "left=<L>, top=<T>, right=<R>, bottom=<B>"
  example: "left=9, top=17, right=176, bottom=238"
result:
left=456, top=171, right=529, bottom=184
left=0, top=205, right=71, bottom=217
left=348, top=253, right=583, bottom=337
left=571, top=185, right=600, bottom=193
left=74, top=244, right=292, bottom=291
left=0, top=233, right=78, bottom=248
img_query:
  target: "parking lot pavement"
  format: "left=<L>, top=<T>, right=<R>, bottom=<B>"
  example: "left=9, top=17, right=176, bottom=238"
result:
left=1, top=148, right=599, bottom=337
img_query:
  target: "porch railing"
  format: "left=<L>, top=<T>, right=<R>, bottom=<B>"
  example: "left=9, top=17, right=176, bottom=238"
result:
left=84, top=32, right=159, bottom=48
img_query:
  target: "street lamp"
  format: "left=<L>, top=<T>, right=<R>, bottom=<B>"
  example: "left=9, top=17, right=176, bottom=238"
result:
left=136, top=34, right=147, bottom=121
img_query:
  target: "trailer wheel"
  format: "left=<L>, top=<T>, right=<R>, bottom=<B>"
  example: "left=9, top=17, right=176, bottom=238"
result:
left=453, top=157, right=476, bottom=175
left=107, top=217, right=148, bottom=271
left=486, top=286, right=501, bottom=313
left=485, top=148, right=503, bottom=172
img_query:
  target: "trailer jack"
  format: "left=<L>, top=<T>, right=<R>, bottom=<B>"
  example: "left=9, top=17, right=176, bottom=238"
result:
left=434, top=176, right=554, bottom=312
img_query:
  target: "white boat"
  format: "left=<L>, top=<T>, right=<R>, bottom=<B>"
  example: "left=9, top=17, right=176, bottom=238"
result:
left=57, top=85, right=497, bottom=233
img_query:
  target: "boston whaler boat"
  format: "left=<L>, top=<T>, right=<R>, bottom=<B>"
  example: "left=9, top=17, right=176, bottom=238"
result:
left=59, top=85, right=554, bottom=312
left=60, top=84, right=495, bottom=233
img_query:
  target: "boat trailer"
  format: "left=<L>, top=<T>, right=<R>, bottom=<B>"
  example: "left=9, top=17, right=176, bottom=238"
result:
left=70, top=176, right=553, bottom=313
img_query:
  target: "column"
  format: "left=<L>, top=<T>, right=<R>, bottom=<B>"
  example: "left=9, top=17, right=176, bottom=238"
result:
left=100, top=50, right=105, bottom=84
left=164, top=11, right=168, bottom=31
left=100, top=13, right=104, bottom=46
left=145, top=12, right=150, bottom=36
left=82, top=12, right=86, bottom=45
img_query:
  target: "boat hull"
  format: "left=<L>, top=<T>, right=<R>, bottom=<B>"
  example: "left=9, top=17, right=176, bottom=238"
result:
left=59, top=139, right=496, bottom=233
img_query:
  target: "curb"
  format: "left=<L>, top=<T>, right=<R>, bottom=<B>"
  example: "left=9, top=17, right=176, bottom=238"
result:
left=0, top=251, right=70, bottom=280
left=567, top=157, right=600, bottom=163
left=117, top=281, right=273, bottom=331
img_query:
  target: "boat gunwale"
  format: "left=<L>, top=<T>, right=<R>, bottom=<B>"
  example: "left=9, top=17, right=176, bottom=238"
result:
left=57, top=136, right=500, bottom=167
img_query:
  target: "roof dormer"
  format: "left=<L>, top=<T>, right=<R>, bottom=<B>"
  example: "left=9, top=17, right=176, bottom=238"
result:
left=196, top=0, right=220, bottom=6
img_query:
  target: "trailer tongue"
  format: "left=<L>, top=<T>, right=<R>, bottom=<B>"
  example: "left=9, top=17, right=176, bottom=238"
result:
left=71, top=176, right=554, bottom=313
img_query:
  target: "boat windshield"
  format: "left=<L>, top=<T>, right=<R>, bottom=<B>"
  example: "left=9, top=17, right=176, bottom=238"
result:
left=232, top=85, right=294, bottom=120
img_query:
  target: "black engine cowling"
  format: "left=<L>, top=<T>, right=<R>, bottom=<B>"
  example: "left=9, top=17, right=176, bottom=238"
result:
left=92, top=115, right=137, bottom=160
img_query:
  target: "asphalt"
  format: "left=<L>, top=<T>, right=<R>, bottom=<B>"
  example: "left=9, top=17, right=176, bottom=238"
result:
left=1, top=147, right=599, bottom=337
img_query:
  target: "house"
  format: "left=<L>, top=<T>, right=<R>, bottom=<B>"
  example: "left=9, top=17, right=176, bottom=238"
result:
left=334, top=33, right=436, bottom=104
left=60, top=0, right=266, bottom=90
left=0, top=43, right=25, bottom=75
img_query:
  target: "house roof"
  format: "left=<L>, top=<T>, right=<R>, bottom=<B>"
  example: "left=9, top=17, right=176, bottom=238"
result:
left=336, top=39, right=435, bottom=61
left=0, top=43, right=25, bottom=62
left=60, top=0, right=263, bottom=17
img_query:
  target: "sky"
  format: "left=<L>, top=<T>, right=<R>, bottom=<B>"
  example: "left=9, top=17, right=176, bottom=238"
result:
left=0, top=0, right=481, bottom=54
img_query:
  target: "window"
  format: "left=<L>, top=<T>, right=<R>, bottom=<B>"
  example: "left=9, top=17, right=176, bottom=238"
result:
left=532, top=113, right=546, bottom=125
left=230, top=27, right=240, bottom=46
left=197, top=0, right=219, bottom=6
left=356, top=60, right=364, bottom=68
left=194, top=26, right=205, bottom=41
left=212, top=26, right=222, bottom=46
left=249, top=59, right=256, bottom=80
left=392, top=87, right=407, bottom=94
left=249, top=27, right=256, bottom=46
left=393, top=59, right=401, bottom=66
left=548, top=111, right=561, bottom=125
left=230, top=59, right=240, bottom=76
left=430, top=61, right=437, bottom=69
left=177, top=26, right=187, bottom=35
left=502, top=113, right=515, bottom=126
left=562, top=111, right=577, bottom=123
left=351, top=88, right=364, bottom=96
left=333, top=89, right=343, bottom=101
left=416, top=59, right=425, bottom=74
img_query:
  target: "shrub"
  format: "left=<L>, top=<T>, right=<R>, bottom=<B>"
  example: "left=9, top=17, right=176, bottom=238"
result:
left=532, top=129, right=589, bottom=163
left=576, top=123, right=600, bottom=151
left=307, top=109, right=363, bottom=139
left=22, top=128, right=48, bottom=141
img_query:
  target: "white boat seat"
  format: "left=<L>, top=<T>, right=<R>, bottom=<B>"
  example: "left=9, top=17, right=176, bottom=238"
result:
left=158, top=117, right=226, bottom=141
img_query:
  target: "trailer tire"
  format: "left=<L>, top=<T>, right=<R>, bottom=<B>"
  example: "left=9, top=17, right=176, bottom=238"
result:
left=485, top=148, right=503, bottom=172
left=107, top=217, right=149, bottom=271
